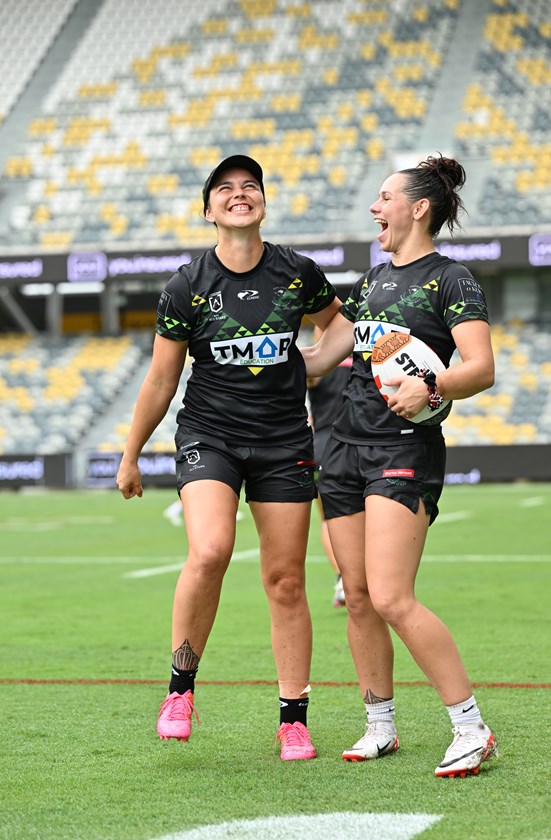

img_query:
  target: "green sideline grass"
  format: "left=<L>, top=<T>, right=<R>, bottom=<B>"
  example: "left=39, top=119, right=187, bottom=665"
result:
left=1, top=484, right=550, bottom=840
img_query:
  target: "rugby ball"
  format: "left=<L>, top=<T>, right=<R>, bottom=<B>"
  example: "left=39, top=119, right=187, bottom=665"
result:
left=371, top=332, right=451, bottom=425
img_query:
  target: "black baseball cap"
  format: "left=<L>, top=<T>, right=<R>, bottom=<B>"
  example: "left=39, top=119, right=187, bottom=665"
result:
left=202, top=155, right=265, bottom=212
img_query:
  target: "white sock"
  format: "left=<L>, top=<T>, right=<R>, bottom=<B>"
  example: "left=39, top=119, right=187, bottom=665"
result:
left=365, top=697, right=395, bottom=726
left=446, top=695, right=483, bottom=727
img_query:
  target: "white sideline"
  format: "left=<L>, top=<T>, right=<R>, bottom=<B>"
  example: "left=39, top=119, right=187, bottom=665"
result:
left=124, top=548, right=260, bottom=578
left=519, top=496, right=545, bottom=507
left=434, top=511, right=470, bottom=523
left=124, top=553, right=551, bottom=576
left=152, top=812, right=442, bottom=840
left=1, top=553, right=550, bottom=573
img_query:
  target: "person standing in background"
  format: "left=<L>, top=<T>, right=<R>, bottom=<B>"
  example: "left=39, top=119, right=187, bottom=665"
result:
left=307, top=326, right=352, bottom=607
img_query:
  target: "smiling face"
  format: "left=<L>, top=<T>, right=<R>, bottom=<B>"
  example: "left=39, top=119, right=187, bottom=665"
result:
left=369, top=172, right=431, bottom=258
left=205, top=167, right=266, bottom=230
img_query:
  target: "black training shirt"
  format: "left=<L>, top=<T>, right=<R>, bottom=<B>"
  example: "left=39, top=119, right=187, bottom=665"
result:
left=334, top=252, right=490, bottom=444
left=156, top=242, right=336, bottom=445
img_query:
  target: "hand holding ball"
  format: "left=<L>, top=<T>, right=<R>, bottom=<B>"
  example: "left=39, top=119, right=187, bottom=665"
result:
left=371, top=332, right=451, bottom=425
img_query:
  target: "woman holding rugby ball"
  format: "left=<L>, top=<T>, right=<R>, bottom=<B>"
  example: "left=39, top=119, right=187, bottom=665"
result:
left=301, top=154, right=498, bottom=778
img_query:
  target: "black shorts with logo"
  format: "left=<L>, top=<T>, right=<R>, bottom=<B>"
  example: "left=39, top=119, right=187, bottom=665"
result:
left=174, top=429, right=317, bottom=503
left=318, top=434, right=446, bottom=524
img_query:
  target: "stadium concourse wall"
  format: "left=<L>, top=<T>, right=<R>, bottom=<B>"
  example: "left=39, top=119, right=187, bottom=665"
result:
left=0, top=445, right=550, bottom=491
left=1, top=230, right=550, bottom=489
left=1, top=230, right=551, bottom=333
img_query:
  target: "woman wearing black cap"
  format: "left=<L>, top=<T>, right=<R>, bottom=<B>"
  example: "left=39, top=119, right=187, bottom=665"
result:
left=117, top=155, right=341, bottom=760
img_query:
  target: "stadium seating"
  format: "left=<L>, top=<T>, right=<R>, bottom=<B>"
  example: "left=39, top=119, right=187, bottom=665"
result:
left=0, top=2, right=550, bottom=455
left=2, top=0, right=462, bottom=246
left=444, top=322, right=551, bottom=446
left=0, top=0, right=78, bottom=123
left=2, top=0, right=551, bottom=239
left=94, top=362, right=191, bottom=455
left=1, top=319, right=550, bottom=455
left=0, top=332, right=150, bottom=454
left=93, top=322, right=551, bottom=453
left=455, top=0, right=551, bottom=225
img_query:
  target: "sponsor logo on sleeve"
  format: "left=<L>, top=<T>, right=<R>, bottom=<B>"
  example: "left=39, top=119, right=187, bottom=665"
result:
left=457, top=276, right=484, bottom=303
left=157, top=290, right=171, bottom=317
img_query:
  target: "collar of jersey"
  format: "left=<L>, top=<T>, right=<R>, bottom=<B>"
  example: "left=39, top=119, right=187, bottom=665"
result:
left=211, top=243, right=268, bottom=280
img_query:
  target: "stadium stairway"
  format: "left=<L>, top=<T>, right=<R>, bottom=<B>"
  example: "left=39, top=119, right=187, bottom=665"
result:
left=0, top=0, right=105, bottom=244
left=352, top=0, right=493, bottom=231
left=416, top=0, right=492, bottom=152
left=416, top=0, right=493, bottom=223
left=72, top=350, right=151, bottom=483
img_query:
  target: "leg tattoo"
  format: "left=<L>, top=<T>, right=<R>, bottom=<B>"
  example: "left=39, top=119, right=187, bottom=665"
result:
left=363, top=688, right=393, bottom=704
left=172, top=639, right=201, bottom=671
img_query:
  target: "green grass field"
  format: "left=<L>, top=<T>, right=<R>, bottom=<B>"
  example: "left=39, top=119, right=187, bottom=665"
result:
left=2, top=483, right=550, bottom=840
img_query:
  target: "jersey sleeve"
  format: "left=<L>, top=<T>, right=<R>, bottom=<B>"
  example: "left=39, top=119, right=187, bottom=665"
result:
left=340, top=274, right=367, bottom=323
left=155, top=269, right=193, bottom=342
left=439, top=263, right=490, bottom=330
left=301, top=258, right=337, bottom=313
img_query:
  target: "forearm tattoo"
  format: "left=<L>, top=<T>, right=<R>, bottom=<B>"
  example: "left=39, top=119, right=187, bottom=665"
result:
left=363, top=688, right=393, bottom=704
left=172, top=639, right=201, bottom=671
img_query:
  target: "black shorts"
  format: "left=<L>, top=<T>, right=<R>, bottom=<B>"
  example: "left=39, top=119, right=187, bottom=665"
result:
left=174, top=429, right=317, bottom=503
left=313, top=426, right=331, bottom=468
left=318, top=434, right=446, bottom=524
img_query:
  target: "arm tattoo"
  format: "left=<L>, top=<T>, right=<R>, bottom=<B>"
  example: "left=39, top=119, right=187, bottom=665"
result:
left=172, top=639, right=201, bottom=671
left=363, top=688, right=393, bottom=704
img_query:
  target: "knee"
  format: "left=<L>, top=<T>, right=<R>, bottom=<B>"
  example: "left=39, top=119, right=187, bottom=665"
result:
left=342, top=583, right=371, bottom=619
left=187, top=542, right=231, bottom=581
left=369, top=589, right=411, bottom=626
left=265, top=570, right=305, bottom=606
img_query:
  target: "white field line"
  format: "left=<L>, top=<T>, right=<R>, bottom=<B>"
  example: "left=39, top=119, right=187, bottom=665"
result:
left=433, top=510, right=470, bottom=523
left=0, top=517, right=115, bottom=530
left=423, top=555, right=551, bottom=562
left=0, top=556, right=180, bottom=565
left=1, top=554, right=550, bottom=576
left=124, top=548, right=260, bottom=578
left=519, top=497, right=546, bottom=507
left=152, top=812, right=442, bottom=840
left=445, top=484, right=551, bottom=493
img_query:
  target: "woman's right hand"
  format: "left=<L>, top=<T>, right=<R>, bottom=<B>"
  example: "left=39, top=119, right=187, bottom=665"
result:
left=116, top=458, right=143, bottom=499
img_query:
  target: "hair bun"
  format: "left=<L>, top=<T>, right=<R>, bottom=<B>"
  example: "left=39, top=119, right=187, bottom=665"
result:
left=422, top=154, right=466, bottom=191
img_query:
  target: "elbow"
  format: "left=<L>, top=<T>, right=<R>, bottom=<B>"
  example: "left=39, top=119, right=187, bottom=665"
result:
left=470, top=358, right=495, bottom=394
left=472, top=368, right=494, bottom=395
left=302, top=349, right=327, bottom=378
left=319, top=361, right=337, bottom=377
left=483, top=364, right=495, bottom=391
left=308, top=358, right=336, bottom=378
left=472, top=370, right=494, bottom=397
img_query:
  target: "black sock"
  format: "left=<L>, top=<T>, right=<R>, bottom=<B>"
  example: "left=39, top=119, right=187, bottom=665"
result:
left=169, top=665, right=198, bottom=696
left=279, top=696, right=309, bottom=726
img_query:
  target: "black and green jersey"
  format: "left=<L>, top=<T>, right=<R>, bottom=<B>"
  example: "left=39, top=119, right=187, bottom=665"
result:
left=156, top=242, right=336, bottom=445
left=334, top=252, right=489, bottom=444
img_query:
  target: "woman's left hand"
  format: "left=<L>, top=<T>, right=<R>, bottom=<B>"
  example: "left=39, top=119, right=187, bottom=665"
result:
left=385, top=375, right=429, bottom=420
